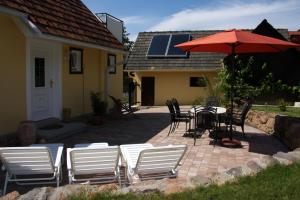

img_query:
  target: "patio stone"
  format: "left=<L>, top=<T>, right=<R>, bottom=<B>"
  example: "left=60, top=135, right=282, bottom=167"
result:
left=1, top=106, right=289, bottom=196
left=18, top=187, right=52, bottom=200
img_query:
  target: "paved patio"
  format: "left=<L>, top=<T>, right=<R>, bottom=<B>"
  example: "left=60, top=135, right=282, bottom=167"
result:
left=1, top=106, right=288, bottom=194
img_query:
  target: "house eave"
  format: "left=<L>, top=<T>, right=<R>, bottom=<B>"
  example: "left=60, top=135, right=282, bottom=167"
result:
left=0, top=6, right=126, bottom=54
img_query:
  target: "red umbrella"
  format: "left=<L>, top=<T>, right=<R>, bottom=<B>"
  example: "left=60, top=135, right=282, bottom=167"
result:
left=176, top=29, right=299, bottom=147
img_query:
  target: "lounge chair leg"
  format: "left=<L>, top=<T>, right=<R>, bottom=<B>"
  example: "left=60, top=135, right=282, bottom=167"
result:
left=3, top=172, right=9, bottom=195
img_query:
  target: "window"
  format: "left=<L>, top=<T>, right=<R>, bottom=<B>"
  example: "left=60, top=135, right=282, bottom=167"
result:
left=147, top=34, right=190, bottom=58
left=35, top=57, right=45, bottom=87
left=107, top=54, right=116, bottom=74
left=190, top=77, right=207, bottom=87
left=69, top=48, right=83, bottom=74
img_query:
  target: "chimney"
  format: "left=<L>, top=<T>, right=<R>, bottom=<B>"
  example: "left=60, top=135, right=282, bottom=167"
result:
left=96, top=13, right=123, bottom=44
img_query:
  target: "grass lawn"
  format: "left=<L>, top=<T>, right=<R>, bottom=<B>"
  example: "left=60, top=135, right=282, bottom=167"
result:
left=69, top=162, right=300, bottom=200
left=252, top=105, right=300, bottom=118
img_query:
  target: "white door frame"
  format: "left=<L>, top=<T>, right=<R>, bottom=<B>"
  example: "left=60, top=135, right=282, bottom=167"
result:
left=26, top=38, right=62, bottom=120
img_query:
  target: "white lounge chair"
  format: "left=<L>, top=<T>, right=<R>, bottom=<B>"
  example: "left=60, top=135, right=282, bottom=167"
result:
left=120, top=143, right=187, bottom=183
left=67, top=143, right=121, bottom=186
left=0, top=143, right=63, bottom=195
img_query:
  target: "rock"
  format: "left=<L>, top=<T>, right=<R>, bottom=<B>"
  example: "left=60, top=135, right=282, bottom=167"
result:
left=259, top=116, right=268, bottom=124
left=246, top=160, right=263, bottom=173
left=18, top=187, right=53, bottom=200
left=266, top=118, right=275, bottom=130
left=253, top=156, right=278, bottom=169
left=211, top=172, right=234, bottom=185
left=0, top=191, right=20, bottom=200
left=226, top=167, right=243, bottom=177
left=285, top=123, right=300, bottom=150
left=287, top=151, right=300, bottom=161
left=127, top=179, right=167, bottom=194
left=273, top=152, right=295, bottom=165
left=187, top=176, right=212, bottom=187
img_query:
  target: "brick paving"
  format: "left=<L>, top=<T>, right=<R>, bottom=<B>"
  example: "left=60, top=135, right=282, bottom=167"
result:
left=0, top=106, right=288, bottom=194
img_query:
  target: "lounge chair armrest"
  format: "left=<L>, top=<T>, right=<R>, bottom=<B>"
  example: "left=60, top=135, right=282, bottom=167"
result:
left=54, top=146, right=64, bottom=169
left=66, top=148, right=72, bottom=170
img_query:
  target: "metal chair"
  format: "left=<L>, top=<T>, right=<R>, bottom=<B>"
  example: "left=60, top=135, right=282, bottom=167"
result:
left=166, top=100, right=190, bottom=135
left=225, top=100, right=252, bottom=136
left=193, top=107, right=217, bottom=145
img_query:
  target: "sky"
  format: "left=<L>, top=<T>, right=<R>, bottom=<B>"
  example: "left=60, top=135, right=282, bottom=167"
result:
left=82, top=0, right=300, bottom=41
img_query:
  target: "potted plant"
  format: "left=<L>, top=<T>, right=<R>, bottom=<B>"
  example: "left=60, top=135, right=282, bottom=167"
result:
left=90, top=92, right=107, bottom=125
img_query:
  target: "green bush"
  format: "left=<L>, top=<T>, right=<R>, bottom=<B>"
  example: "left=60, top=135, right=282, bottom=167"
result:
left=90, top=92, right=107, bottom=116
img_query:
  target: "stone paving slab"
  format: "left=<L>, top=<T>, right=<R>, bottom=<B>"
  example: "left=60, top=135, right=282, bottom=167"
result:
left=0, top=106, right=288, bottom=195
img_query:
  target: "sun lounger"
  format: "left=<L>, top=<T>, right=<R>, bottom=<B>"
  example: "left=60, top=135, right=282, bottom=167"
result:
left=120, top=143, right=187, bottom=183
left=67, top=143, right=121, bottom=186
left=0, top=143, right=63, bottom=195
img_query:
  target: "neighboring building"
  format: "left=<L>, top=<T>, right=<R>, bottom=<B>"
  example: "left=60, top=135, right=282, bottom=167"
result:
left=0, top=0, right=125, bottom=134
left=126, top=31, right=226, bottom=106
left=126, top=20, right=299, bottom=106
left=289, top=30, right=300, bottom=44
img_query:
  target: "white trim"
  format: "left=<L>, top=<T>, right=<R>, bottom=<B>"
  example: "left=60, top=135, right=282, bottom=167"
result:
left=0, top=5, right=27, bottom=17
left=39, top=33, right=125, bottom=54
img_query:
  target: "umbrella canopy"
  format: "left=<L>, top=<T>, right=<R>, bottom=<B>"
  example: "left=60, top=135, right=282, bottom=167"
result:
left=175, top=29, right=299, bottom=54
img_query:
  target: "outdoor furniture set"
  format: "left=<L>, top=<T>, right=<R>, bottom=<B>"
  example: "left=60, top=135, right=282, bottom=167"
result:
left=166, top=98, right=252, bottom=146
left=0, top=143, right=187, bottom=195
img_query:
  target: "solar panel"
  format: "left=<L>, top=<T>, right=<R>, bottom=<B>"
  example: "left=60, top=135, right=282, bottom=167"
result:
left=167, top=34, right=190, bottom=57
left=147, top=35, right=171, bottom=57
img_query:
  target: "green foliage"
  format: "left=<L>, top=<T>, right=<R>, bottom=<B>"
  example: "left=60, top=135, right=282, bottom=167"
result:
left=69, top=163, right=300, bottom=200
left=217, top=56, right=300, bottom=101
left=90, top=92, right=107, bottom=116
left=278, top=99, right=287, bottom=112
left=252, top=106, right=300, bottom=117
left=123, top=26, right=134, bottom=51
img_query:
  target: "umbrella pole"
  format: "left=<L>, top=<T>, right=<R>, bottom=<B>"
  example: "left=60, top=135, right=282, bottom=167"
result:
left=221, top=46, right=241, bottom=148
left=229, top=47, right=235, bottom=141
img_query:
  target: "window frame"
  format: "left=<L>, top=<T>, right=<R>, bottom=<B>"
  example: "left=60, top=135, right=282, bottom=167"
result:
left=189, top=77, right=207, bottom=87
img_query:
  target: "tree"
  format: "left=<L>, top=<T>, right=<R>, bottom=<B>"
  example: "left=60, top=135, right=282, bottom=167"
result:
left=123, top=26, right=134, bottom=51
left=217, top=56, right=300, bottom=103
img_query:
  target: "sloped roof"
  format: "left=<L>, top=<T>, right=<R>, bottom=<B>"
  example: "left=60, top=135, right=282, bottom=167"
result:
left=0, top=0, right=123, bottom=50
left=126, top=30, right=226, bottom=71
left=126, top=27, right=290, bottom=71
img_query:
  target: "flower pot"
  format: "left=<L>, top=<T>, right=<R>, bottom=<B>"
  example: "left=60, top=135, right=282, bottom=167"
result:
left=17, top=121, right=37, bottom=146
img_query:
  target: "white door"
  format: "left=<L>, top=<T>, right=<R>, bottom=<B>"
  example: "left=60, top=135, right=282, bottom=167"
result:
left=30, top=47, right=53, bottom=120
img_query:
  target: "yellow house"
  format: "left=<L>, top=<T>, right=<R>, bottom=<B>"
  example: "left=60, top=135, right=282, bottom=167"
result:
left=0, top=0, right=125, bottom=134
left=126, top=31, right=225, bottom=106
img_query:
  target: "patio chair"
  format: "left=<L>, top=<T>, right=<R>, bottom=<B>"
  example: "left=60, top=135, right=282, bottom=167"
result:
left=120, top=143, right=187, bottom=184
left=171, top=98, right=191, bottom=118
left=194, top=107, right=217, bottom=145
left=166, top=100, right=191, bottom=135
left=0, top=143, right=63, bottom=195
left=109, top=95, right=136, bottom=115
left=225, top=100, right=252, bottom=136
left=67, top=144, right=121, bottom=186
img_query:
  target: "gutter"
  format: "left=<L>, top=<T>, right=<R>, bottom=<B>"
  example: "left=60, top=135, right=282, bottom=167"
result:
left=0, top=6, right=126, bottom=54
left=124, top=67, right=221, bottom=72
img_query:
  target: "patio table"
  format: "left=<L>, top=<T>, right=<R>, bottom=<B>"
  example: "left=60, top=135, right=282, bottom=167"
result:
left=189, top=106, right=227, bottom=131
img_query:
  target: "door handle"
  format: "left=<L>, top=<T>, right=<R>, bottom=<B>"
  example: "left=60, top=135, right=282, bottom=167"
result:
left=50, top=79, right=54, bottom=88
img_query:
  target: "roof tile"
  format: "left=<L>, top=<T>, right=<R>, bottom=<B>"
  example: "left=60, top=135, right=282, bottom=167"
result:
left=0, top=0, right=123, bottom=50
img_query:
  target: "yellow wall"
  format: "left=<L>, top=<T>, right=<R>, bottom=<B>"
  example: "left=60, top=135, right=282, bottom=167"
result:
left=0, top=14, right=27, bottom=134
left=134, top=71, right=218, bottom=105
left=62, top=46, right=123, bottom=117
